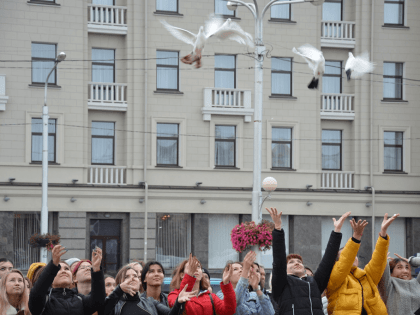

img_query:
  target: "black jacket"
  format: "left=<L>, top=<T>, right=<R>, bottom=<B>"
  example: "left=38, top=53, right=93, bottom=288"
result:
left=140, top=291, right=169, bottom=307
left=272, top=228, right=341, bottom=315
left=28, top=260, right=106, bottom=315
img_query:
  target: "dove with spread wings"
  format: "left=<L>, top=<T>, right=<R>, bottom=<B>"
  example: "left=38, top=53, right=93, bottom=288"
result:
left=292, top=44, right=325, bottom=90
left=345, top=52, right=375, bottom=80
left=161, top=16, right=254, bottom=68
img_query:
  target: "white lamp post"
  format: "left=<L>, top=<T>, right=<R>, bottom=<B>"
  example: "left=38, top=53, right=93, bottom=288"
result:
left=226, top=0, right=323, bottom=262
left=40, top=52, right=66, bottom=263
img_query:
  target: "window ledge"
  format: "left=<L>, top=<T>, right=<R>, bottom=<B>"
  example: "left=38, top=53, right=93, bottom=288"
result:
left=382, top=24, right=409, bottom=29
left=153, top=11, right=184, bottom=17
left=155, top=165, right=183, bottom=168
left=383, top=171, right=408, bottom=175
left=268, top=19, right=296, bottom=24
left=29, top=84, right=62, bottom=89
left=381, top=99, right=408, bottom=104
left=218, top=15, right=241, bottom=21
left=269, top=95, right=297, bottom=100
left=27, top=1, right=61, bottom=6
left=154, top=90, right=184, bottom=95
left=271, top=168, right=296, bottom=171
left=214, top=166, right=240, bottom=170
left=30, top=162, right=61, bottom=165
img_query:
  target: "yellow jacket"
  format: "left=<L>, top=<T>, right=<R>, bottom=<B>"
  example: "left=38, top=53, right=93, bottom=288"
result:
left=326, top=235, right=389, bottom=315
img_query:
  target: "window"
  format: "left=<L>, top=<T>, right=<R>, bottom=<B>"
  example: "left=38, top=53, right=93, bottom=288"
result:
left=156, top=50, right=179, bottom=91
left=271, top=0, right=291, bottom=20
left=31, top=118, right=56, bottom=163
left=31, top=43, right=57, bottom=85
left=322, top=130, right=342, bottom=170
left=272, top=127, right=292, bottom=169
left=90, top=219, right=121, bottom=274
left=215, top=0, right=235, bottom=16
left=215, top=125, right=236, bottom=167
left=322, top=0, right=342, bottom=21
left=92, top=49, right=115, bottom=83
left=383, top=62, right=403, bottom=100
left=156, top=0, right=178, bottom=12
left=322, top=61, right=342, bottom=94
left=384, top=131, right=403, bottom=171
left=157, top=123, right=179, bottom=166
left=384, top=0, right=404, bottom=25
left=91, top=121, right=115, bottom=165
left=215, top=55, right=236, bottom=89
left=271, top=57, right=292, bottom=96
left=156, top=214, right=191, bottom=269
left=14, top=213, right=40, bottom=270
left=208, top=215, right=239, bottom=268
left=93, top=0, right=114, bottom=4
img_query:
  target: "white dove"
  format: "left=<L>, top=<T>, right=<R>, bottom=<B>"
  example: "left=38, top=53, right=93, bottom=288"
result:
left=292, top=44, right=325, bottom=89
left=161, top=16, right=254, bottom=68
left=345, top=52, right=375, bottom=80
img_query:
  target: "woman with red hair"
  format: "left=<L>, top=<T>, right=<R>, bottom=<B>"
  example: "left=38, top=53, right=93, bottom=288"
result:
left=0, top=269, right=30, bottom=315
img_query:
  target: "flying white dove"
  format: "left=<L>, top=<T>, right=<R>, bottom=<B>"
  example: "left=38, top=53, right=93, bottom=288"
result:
left=161, top=16, right=254, bottom=68
left=292, top=44, right=325, bottom=89
left=345, top=52, right=375, bottom=80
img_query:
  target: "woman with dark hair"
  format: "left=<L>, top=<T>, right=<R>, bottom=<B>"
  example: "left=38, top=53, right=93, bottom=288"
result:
left=104, top=275, right=116, bottom=297
left=0, top=259, right=13, bottom=280
left=140, top=261, right=167, bottom=306
left=380, top=252, right=420, bottom=315
left=0, top=269, right=30, bottom=315
left=104, top=265, right=196, bottom=315
left=168, top=254, right=236, bottom=315
left=28, top=245, right=105, bottom=315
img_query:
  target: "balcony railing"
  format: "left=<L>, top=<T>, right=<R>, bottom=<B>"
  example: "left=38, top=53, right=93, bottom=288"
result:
left=320, top=93, right=355, bottom=120
left=87, top=4, right=127, bottom=35
left=202, top=88, right=254, bottom=122
left=321, top=21, right=355, bottom=48
left=321, top=171, right=354, bottom=190
left=88, top=166, right=127, bottom=185
left=88, top=82, right=128, bottom=111
left=0, top=75, right=9, bottom=111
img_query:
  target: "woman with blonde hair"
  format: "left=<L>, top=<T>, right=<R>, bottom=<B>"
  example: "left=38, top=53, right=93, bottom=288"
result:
left=0, top=269, right=30, bottom=315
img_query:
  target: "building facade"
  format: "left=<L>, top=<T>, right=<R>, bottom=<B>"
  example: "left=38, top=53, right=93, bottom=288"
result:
left=1, top=0, right=420, bottom=277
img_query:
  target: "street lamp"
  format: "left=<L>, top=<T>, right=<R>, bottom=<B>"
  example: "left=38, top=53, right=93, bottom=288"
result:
left=225, top=0, right=323, bottom=262
left=40, top=52, right=66, bottom=263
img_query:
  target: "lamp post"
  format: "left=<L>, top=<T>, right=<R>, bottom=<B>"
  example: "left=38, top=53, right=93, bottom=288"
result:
left=226, top=0, right=323, bottom=262
left=40, top=52, right=66, bottom=263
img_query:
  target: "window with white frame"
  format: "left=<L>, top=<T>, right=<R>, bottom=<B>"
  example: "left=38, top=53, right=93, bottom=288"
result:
left=31, top=43, right=57, bottom=85
left=271, top=57, right=292, bottom=96
left=384, top=0, right=404, bottom=25
left=271, top=0, right=291, bottom=20
left=156, top=0, right=178, bottom=12
left=208, top=215, right=239, bottom=268
left=215, top=125, right=236, bottom=167
left=156, top=50, right=179, bottom=91
left=383, top=62, right=403, bottom=100
left=157, top=123, right=179, bottom=166
left=384, top=131, right=403, bottom=172
left=322, top=130, right=342, bottom=170
left=322, top=0, right=342, bottom=21
left=272, top=127, right=292, bottom=169
left=215, top=0, right=235, bottom=16
left=31, top=118, right=56, bottom=163
left=91, top=121, right=115, bottom=165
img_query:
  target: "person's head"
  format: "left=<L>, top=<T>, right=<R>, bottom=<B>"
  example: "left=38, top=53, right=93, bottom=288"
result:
left=230, top=262, right=243, bottom=285
left=304, top=266, right=314, bottom=277
left=51, top=261, right=72, bottom=289
left=0, top=270, right=30, bottom=315
left=0, top=259, right=13, bottom=280
left=129, top=262, right=143, bottom=277
left=337, top=248, right=359, bottom=267
left=389, top=258, right=412, bottom=280
left=65, top=258, right=81, bottom=274
left=115, top=266, right=140, bottom=292
left=141, top=261, right=165, bottom=291
left=72, top=260, right=92, bottom=286
left=259, top=265, right=266, bottom=288
left=170, top=257, right=209, bottom=291
left=286, top=254, right=305, bottom=277
left=104, top=274, right=116, bottom=297
left=202, top=268, right=210, bottom=282
left=26, top=262, right=46, bottom=285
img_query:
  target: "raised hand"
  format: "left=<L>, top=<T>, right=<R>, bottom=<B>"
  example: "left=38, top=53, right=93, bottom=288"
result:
left=120, top=277, right=137, bottom=297
left=248, top=268, right=259, bottom=290
left=222, top=264, right=233, bottom=285
left=333, top=211, right=351, bottom=233
left=242, top=251, right=256, bottom=279
left=91, top=246, right=102, bottom=272
left=178, top=284, right=197, bottom=303
left=394, top=253, right=409, bottom=263
left=52, top=245, right=67, bottom=266
left=185, top=253, right=200, bottom=277
left=380, top=213, right=399, bottom=237
left=350, top=218, right=368, bottom=241
left=265, top=207, right=282, bottom=230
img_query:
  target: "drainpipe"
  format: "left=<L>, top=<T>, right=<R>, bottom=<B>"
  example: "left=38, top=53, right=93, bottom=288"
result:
left=143, top=0, right=148, bottom=262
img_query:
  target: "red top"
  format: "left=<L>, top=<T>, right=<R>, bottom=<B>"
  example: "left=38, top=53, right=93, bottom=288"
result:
left=168, top=274, right=237, bottom=315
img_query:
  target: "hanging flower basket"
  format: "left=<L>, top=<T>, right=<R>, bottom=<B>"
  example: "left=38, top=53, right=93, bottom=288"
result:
left=29, top=233, right=60, bottom=251
left=230, top=220, right=275, bottom=253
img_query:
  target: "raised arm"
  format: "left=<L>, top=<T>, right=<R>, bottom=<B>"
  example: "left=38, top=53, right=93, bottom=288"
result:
left=266, top=207, right=287, bottom=301
left=153, top=284, right=196, bottom=315
left=104, top=276, right=141, bottom=315
left=82, top=248, right=106, bottom=315
left=212, top=282, right=237, bottom=315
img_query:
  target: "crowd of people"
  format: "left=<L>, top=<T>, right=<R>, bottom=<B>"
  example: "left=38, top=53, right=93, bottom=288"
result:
left=0, top=208, right=419, bottom=315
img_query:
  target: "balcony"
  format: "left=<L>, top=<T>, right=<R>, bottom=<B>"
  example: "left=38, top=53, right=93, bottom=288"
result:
left=88, top=166, right=127, bottom=185
left=320, top=94, right=355, bottom=120
left=202, top=88, right=254, bottom=122
left=88, top=82, right=128, bottom=111
left=87, top=4, right=127, bottom=35
left=321, top=171, right=354, bottom=190
left=0, top=75, right=9, bottom=111
left=321, top=21, right=355, bottom=49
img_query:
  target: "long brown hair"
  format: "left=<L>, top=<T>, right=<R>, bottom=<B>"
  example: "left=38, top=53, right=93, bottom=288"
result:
left=170, top=257, right=210, bottom=292
left=0, top=270, right=30, bottom=315
left=115, top=266, right=136, bottom=286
